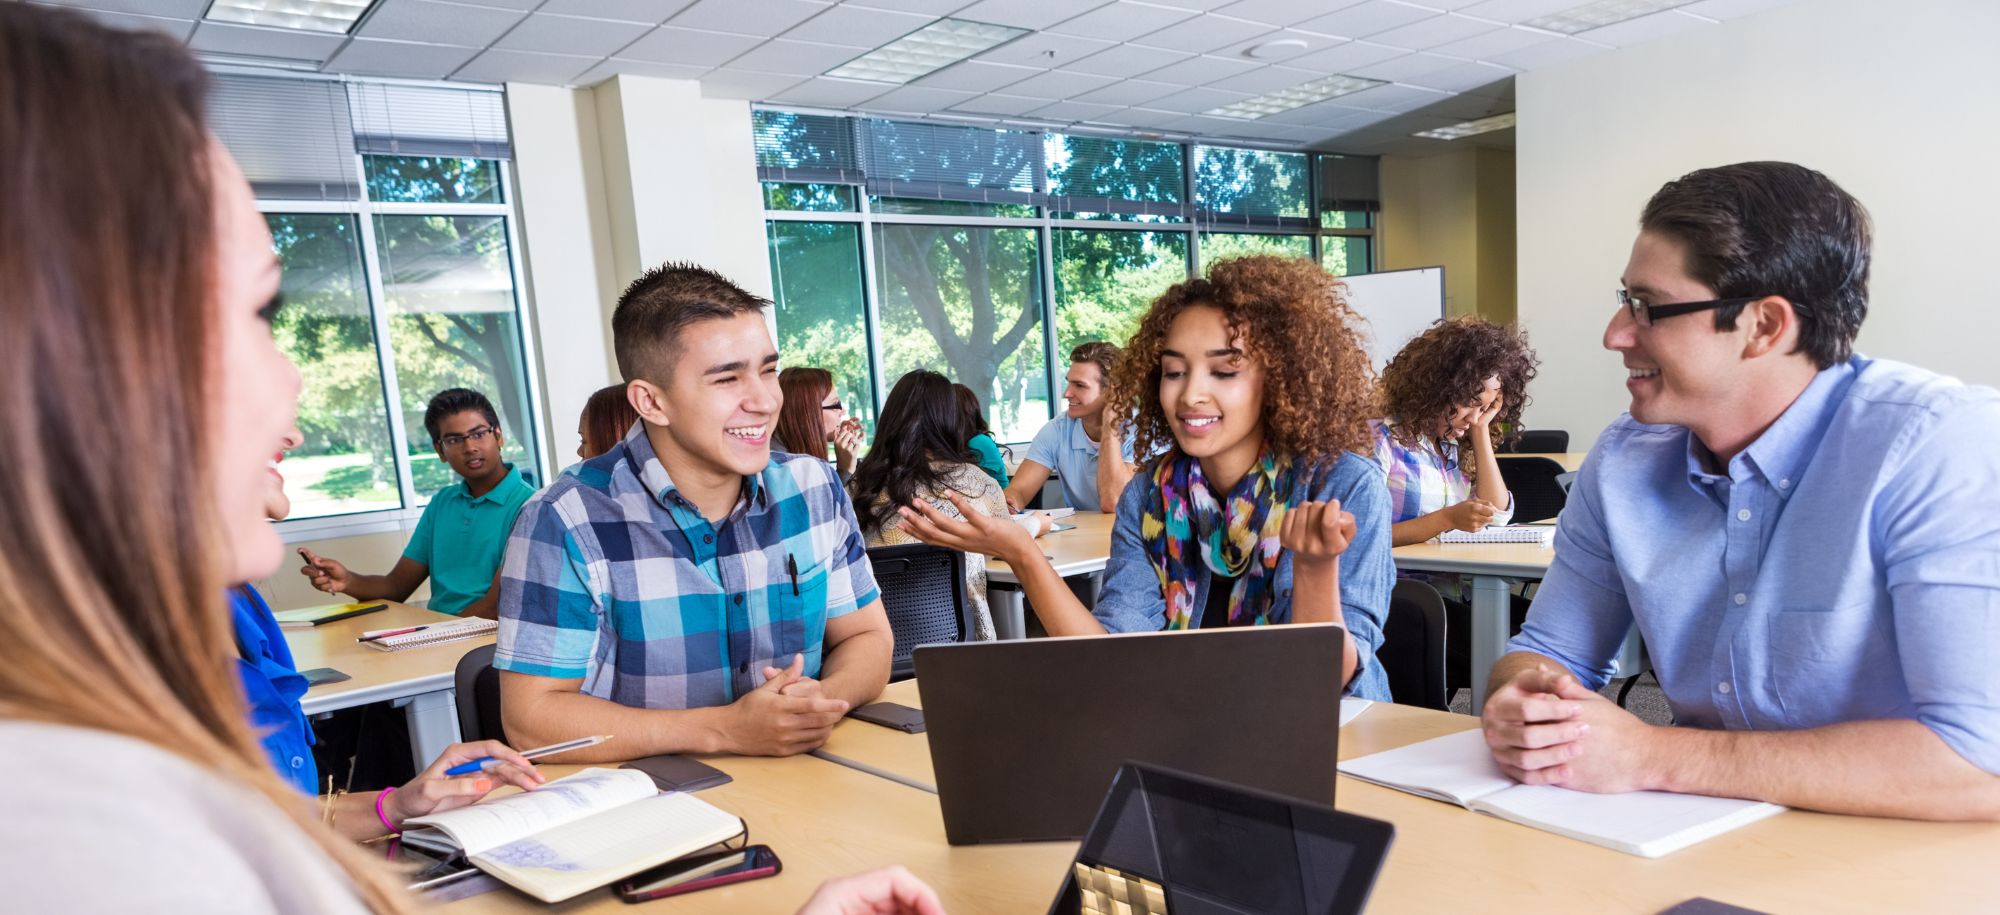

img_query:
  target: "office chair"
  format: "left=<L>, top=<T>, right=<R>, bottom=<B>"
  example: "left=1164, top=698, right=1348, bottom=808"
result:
left=453, top=642, right=506, bottom=744
left=1498, top=455, right=1569, bottom=523
left=1498, top=429, right=1570, bottom=454
left=869, top=543, right=973, bottom=681
left=1375, top=580, right=1451, bottom=712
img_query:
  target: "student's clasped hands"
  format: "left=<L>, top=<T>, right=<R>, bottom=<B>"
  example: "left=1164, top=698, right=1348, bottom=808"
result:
left=1481, top=663, right=1659, bottom=793
left=722, top=653, right=851, bottom=756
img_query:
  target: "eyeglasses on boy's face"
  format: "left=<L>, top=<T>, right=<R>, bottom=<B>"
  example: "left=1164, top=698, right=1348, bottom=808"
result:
left=439, top=425, right=496, bottom=450
left=1616, top=289, right=1765, bottom=327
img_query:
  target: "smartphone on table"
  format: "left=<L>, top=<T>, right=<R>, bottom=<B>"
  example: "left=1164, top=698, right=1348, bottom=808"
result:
left=616, top=845, right=780, bottom=903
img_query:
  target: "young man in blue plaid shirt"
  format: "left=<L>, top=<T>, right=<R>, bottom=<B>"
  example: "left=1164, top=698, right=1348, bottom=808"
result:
left=494, top=264, right=893, bottom=760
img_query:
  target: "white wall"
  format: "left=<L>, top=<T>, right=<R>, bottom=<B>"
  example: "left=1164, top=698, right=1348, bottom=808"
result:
left=1516, top=0, right=2000, bottom=451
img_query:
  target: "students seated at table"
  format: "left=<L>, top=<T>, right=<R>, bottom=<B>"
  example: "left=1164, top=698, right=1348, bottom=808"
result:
left=954, top=382, right=1010, bottom=488
left=900, top=256, right=1395, bottom=700
left=777, top=366, right=864, bottom=485
left=495, top=264, right=894, bottom=761
left=1005, top=341, right=1135, bottom=513
left=851, top=371, right=1054, bottom=642
left=1483, top=161, right=2000, bottom=820
left=576, top=382, right=640, bottom=460
left=299, top=388, right=536, bottom=620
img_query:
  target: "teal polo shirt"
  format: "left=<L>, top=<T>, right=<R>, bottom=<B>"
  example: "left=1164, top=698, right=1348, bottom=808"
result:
left=404, top=463, right=538, bottom=616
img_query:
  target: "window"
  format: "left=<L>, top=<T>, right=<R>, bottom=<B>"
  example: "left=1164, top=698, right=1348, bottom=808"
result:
left=1195, top=146, right=1310, bottom=225
left=1199, top=232, right=1311, bottom=269
left=365, top=156, right=504, bottom=204
left=1316, top=154, right=1378, bottom=277
left=1054, top=229, right=1188, bottom=357
left=768, top=220, right=875, bottom=433
left=1320, top=235, right=1371, bottom=278
left=1046, top=135, right=1186, bottom=223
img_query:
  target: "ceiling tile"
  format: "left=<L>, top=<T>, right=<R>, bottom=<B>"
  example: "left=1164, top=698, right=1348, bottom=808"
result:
left=910, top=60, right=1039, bottom=91
left=1133, top=14, right=1276, bottom=53
left=1214, top=0, right=1369, bottom=28
left=620, top=26, right=764, bottom=65
left=1366, top=12, right=1501, bottom=51
left=573, top=57, right=711, bottom=84
left=725, top=38, right=868, bottom=76
left=1209, top=27, right=1326, bottom=63
left=770, top=76, right=893, bottom=106
left=1026, top=99, right=1125, bottom=121
left=38, top=0, right=208, bottom=17
left=1574, top=9, right=1710, bottom=46
left=1072, top=78, right=1183, bottom=106
left=1482, top=35, right=1603, bottom=69
left=188, top=21, right=347, bottom=60
left=1093, top=107, right=1183, bottom=128
left=1145, top=85, right=1251, bottom=114
left=1255, top=98, right=1368, bottom=125
left=1347, top=52, right=1462, bottom=82
left=948, top=93, right=1051, bottom=116
left=1281, top=38, right=1405, bottom=74
left=848, top=0, right=976, bottom=11
left=999, top=68, right=1119, bottom=100
left=1061, top=44, right=1192, bottom=78
left=1156, top=113, right=1248, bottom=135
left=1679, top=0, right=1802, bottom=19
left=1404, top=90, right=1512, bottom=120
left=1219, top=121, right=1320, bottom=141
left=494, top=14, right=652, bottom=55
left=862, top=85, right=982, bottom=111
left=784, top=5, right=937, bottom=47
left=1398, top=60, right=1514, bottom=93
left=974, top=31, right=1114, bottom=69
left=1333, top=82, right=1449, bottom=112
left=533, top=0, right=694, bottom=24
left=324, top=38, right=483, bottom=78
left=668, top=0, right=830, bottom=34
left=1138, top=53, right=1259, bottom=85
left=1427, top=24, right=1560, bottom=60
left=43, top=7, right=195, bottom=39
left=698, top=67, right=810, bottom=98
left=453, top=48, right=597, bottom=83
left=950, top=0, right=1109, bottom=30
left=357, top=0, right=526, bottom=47
left=1046, top=2, right=1198, bottom=42
left=1453, top=0, right=1582, bottom=24
left=1205, top=64, right=1319, bottom=94
left=1294, top=0, right=1439, bottom=40
left=459, top=0, right=538, bottom=10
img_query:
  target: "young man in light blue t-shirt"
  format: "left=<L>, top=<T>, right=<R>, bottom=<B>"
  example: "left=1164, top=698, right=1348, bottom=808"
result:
left=1005, top=341, right=1136, bottom=514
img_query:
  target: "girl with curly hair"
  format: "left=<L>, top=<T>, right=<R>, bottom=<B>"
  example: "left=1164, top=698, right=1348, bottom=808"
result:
left=896, top=255, right=1394, bottom=700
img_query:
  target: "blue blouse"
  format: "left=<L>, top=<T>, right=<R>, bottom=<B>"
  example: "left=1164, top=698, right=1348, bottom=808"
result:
left=230, top=585, right=319, bottom=795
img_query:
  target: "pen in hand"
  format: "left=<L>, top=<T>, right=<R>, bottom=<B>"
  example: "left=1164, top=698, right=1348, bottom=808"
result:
left=444, top=735, right=615, bottom=777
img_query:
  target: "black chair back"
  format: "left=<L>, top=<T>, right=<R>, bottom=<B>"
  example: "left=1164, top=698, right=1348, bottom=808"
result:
left=1498, top=429, right=1570, bottom=454
left=453, top=643, right=505, bottom=744
left=869, top=543, right=971, bottom=681
left=1376, top=580, right=1450, bottom=711
left=1497, top=455, right=1569, bottom=523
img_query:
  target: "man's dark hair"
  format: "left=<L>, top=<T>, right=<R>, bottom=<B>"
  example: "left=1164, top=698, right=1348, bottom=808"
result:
left=1070, top=340, right=1120, bottom=384
left=1639, top=161, right=1871, bottom=369
left=612, top=262, right=771, bottom=384
left=424, top=388, right=499, bottom=443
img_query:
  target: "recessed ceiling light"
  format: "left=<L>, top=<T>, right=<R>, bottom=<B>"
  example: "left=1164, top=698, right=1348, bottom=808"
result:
left=1244, top=39, right=1308, bottom=59
left=1204, top=74, right=1386, bottom=120
left=825, top=18, right=1029, bottom=84
left=1522, top=0, right=1695, bottom=35
left=204, top=0, right=377, bottom=34
left=1413, top=111, right=1516, bottom=140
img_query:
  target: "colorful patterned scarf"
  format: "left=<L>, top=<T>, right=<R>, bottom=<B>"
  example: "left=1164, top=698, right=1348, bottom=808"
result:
left=1141, top=446, right=1298, bottom=629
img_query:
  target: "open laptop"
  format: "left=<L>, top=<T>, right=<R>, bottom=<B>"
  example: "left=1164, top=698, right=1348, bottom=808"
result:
left=914, top=625, right=1346, bottom=845
left=1051, top=762, right=1394, bottom=915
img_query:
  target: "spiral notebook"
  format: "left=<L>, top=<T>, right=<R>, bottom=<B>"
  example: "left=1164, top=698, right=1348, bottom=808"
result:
left=363, top=617, right=497, bottom=651
left=1439, top=525, right=1556, bottom=544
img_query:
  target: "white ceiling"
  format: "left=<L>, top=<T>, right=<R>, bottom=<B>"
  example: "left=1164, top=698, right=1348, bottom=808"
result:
left=41, top=0, right=1801, bottom=153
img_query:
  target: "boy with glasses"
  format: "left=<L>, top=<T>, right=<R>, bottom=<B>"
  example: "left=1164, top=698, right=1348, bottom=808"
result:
left=299, top=388, right=537, bottom=619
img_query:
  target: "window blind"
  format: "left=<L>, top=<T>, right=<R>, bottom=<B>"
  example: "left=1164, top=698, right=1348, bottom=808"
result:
left=208, top=73, right=360, bottom=201
left=860, top=119, right=1042, bottom=205
left=1045, top=134, right=1190, bottom=218
left=1193, top=146, right=1311, bottom=228
left=1317, top=154, right=1379, bottom=214
left=754, top=110, right=863, bottom=184
left=347, top=82, right=511, bottom=160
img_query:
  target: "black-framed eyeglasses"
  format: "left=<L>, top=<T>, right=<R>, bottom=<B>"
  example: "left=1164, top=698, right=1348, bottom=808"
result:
left=821, top=402, right=844, bottom=412
left=439, top=425, right=496, bottom=450
left=1616, top=289, right=1764, bottom=327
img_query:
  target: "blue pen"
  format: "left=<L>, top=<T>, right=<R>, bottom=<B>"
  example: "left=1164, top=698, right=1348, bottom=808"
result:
left=445, top=734, right=613, bottom=776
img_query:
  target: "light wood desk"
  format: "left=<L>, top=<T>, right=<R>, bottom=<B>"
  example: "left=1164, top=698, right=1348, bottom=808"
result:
left=1508, top=451, right=1587, bottom=473
left=817, top=680, right=935, bottom=787
left=983, top=511, right=1114, bottom=640
left=286, top=600, right=492, bottom=771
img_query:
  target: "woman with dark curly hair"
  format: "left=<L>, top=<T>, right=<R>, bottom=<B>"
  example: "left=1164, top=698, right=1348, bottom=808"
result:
left=1373, top=316, right=1539, bottom=546
left=896, top=256, right=1394, bottom=700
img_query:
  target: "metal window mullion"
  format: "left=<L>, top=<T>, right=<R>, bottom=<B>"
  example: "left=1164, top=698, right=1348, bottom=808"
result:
left=496, top=159, right=550, bottom=486
left=369, top=201, right=511, bottom=216
left=856, top=194, right=888, bottom=414
left=1039, top=218, right=1059, bottom=424
left=1184, top=142, right=1200, bottom=275
left=353, top=155, right=419, bottom=512
left=764, top=209, right=865, bottom=223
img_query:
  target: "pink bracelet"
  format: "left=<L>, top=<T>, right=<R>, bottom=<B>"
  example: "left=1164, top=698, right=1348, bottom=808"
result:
left=375, top=786, right=400, bottom=835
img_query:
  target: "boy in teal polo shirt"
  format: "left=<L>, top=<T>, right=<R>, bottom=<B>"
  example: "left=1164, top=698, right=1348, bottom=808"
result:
left=300, top=388, right=537, bottom=618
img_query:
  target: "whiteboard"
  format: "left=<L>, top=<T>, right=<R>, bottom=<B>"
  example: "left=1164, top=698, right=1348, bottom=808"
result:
left=1340, top=266, right=1445, bottom=370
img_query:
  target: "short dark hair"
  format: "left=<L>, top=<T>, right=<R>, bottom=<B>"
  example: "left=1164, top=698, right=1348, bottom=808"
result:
left=424, top=388, right=499, bottom=443
left=1639, top=162, right=1871, bottom=369
left=1069, top=341, right=1119, bottom=385
left=612, top=262, right=770, bottom=384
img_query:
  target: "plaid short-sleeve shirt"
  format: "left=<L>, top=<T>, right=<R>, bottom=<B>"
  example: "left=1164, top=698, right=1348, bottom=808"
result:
left=494, top=425, right=880, bottom=710
left=1368, top=419, right=1514, bottom=528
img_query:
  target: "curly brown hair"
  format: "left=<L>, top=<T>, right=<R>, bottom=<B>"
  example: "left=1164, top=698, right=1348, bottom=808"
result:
left=1377, top=315, right=1538, bottom=453
left=1107, top=254, right=1376, bottom=468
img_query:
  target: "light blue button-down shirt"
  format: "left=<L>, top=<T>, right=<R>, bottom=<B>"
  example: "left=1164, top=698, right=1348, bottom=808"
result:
left=1513, top=356, right=2000, bottom=773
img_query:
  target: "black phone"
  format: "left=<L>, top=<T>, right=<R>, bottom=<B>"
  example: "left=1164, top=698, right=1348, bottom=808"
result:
left=621, top=754, right=733, bottom=792
left=616, top=845, right=780, bottom=903
left=849, top=701, right=925, bottom=734
left=299, top=667, right=351, bottom=687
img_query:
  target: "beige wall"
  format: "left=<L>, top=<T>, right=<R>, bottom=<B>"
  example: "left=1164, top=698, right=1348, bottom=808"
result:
left=1379, top=147, right=1516, bottom=323
left=261, top=528, right=426, bottom=613
left=1515, top=0, right=2000, bottom=452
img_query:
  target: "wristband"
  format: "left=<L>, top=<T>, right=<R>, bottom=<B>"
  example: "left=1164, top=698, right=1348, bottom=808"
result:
left=375, top=786, right=400, bottom=835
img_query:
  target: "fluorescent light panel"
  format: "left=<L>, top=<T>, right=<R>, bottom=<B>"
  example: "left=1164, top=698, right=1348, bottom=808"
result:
left=826, top=19, right=1028, bottom=85
left=1204, top=74, right=1387, bottom=120
left=1413, top=111, right=1516, bottom=140
left=204, top=0, right=376, bottom=33
left=1523, top=0, right=1695, bottom=34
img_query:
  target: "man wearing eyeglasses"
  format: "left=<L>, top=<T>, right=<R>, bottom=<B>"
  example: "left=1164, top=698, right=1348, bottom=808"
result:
left=1481, top=162, right=2000, bottom=819
left=300, top=388, right=537, bottom=619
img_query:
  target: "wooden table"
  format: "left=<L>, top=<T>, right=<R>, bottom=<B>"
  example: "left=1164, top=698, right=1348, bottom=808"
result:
left=983, top=511, right=1114, bottom=640
left=1509, top=451, right=1588, bottom=473
left=286, top=600, right=492, bottom=771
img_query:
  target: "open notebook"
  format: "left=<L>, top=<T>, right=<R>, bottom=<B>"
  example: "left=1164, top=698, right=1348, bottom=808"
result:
left=362, top=617, right=497, bottom=652
left=1440, top=525, right=1556, bottom=544
left=1338, top=729, right=1784, bottom=858
left=400, top=768, right=743, bottom=902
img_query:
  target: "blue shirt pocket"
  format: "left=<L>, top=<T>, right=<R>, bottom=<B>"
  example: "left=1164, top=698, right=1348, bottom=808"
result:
left=1766, top=600, right=1900, bottom=725
left=775, top=556, right=831, bottom=678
